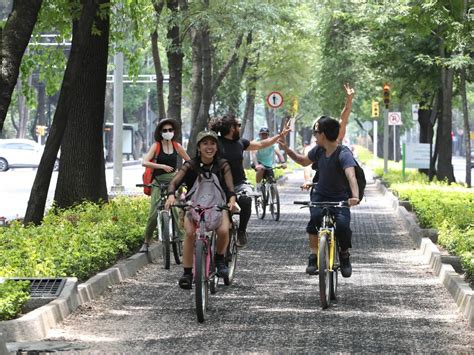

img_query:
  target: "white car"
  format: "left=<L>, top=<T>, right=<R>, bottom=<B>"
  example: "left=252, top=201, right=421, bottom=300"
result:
left=0, top=139, right=59, bottom=172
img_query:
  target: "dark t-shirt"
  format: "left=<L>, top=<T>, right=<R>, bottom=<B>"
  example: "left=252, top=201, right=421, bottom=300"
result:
left=308, top=145, right=357, bottom=200
left=153, top=142, right=178, bottom=178
left=218, top=137, right=250, bottom=185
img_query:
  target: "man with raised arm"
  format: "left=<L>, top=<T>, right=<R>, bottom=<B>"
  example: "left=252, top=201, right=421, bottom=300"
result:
left=278, top=84, right=358, bottom=277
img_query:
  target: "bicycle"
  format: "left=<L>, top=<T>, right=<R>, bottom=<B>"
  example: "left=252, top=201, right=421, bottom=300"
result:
left=294, top=200, right=349, bottom=309
left=254, top=165, right=284, bottom=221
left=224, top=207, right=240, bottom=286
left=174, top=202, right=229, bottom=323
left=136, top=182, right=183, bottom=269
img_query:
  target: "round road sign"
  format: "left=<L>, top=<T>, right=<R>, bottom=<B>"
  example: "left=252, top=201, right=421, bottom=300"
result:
left=266, top=92, right=284, bottom=109
left=388, top=112, right=402, bottom=126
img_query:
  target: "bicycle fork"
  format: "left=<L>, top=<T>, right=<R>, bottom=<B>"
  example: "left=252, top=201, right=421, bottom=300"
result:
left=318, top=228, right=336, bottom=272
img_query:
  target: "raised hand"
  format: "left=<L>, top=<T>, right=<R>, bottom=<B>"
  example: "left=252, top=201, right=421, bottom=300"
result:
left=344, top=83, right=355, bottom=98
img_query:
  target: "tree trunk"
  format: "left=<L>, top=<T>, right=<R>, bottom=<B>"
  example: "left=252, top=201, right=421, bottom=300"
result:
left=436, top=63, right=455, bottom=182
left=24, top=0, right=110, bottom=225
left=460, top=68, right=471, bottom=187
left=189, top=28, right=202, bottom=132
left=0, top=0, right=42, bottom=133
left=35, top=80, right=46, bottom=143
left=166, top=0, right=183, bottom=142
left=187, top=25, right=211, bottom=156
left=151, top=0, right=166, bottom=121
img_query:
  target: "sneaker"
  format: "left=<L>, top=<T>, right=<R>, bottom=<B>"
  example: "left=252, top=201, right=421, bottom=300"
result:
left=236, top=231, right=247, bottom=248
left=139, top=243, right=149, bottom=253
left=306, top=253, right=318, bottom=275
left=340, top=251, right=352, bottom=278
left=178, top=273, right=193, bottom=289
left=216, top=261, right=229, bottom=278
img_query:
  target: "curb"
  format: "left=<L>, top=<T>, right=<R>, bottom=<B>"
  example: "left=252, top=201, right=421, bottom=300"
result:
left=0, top=244, right=161, bottom=342
left=374, top=179, right=473, bottom=328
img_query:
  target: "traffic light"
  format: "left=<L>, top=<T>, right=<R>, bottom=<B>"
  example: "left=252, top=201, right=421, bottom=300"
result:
left=383, top=83, right=390, bottom=108
left=35, top=125, right=47, bottom=136
left=371, top=101, right=379, bottom=118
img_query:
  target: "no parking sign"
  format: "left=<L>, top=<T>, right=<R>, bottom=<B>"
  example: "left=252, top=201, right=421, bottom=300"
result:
left=388, top=112, right=402, bottom=126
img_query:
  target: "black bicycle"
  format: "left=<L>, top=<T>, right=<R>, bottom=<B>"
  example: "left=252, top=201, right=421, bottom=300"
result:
left=137, top=183, right=183, bottom=269
left=224, top=208, right=240, bottom=286
left=254, top=165, right=284, bottom=221
left=294, top=200, right=349, bottom=309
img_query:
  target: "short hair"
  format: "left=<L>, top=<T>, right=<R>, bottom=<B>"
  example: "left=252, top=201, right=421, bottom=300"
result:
left=315, top=116, right=339, bottom=142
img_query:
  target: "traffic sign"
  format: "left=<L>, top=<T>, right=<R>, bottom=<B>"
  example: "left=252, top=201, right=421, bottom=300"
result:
left=388, top=112, right=402, bottom=126
left=362, top=121, right=373, bottom=131
left=412, top=104, right=419, bottom=121
left=266, top=91, right=284, bottom=109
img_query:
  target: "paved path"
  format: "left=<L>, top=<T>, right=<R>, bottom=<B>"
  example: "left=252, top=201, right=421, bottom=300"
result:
left=41, top=170, right=472, bottom=352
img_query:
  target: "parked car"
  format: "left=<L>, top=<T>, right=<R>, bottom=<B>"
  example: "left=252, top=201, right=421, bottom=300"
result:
left=471, top=148, right=474, bottom=169
left=0, top=139, right=59, bottom=172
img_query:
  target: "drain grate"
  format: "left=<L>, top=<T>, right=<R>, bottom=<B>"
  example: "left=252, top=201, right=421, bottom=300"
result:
left=12, top=278, right=66, bottom=298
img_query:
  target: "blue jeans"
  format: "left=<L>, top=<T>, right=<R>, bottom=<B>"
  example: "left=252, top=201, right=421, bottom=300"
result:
left=306, top=193, right=352, bottom=250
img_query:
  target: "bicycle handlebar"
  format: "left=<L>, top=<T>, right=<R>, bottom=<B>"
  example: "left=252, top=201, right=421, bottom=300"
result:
left=294, top=201, right=349, bottom=208
left=136, top=182, right=169, bottom=189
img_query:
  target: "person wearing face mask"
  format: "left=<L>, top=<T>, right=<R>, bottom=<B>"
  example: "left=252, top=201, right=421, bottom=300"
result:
left=208, top=114, right=291, bottom=248
left=140, top=119, right=190, bottom=253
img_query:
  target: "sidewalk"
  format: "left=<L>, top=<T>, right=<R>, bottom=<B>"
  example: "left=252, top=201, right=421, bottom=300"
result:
left=3, top=168, right=473, bottom=353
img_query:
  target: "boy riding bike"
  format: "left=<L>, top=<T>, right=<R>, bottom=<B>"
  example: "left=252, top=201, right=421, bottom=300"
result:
left=251, top=127, right=287, bottom=194
left=278, top=84, right=357, bottom=277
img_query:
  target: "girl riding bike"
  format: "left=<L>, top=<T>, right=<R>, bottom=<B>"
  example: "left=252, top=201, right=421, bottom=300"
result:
left=165, top=130, right=237, bottom=289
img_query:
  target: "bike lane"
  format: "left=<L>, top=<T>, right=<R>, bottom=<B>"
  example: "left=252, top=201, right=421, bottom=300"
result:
left=29, top=168, right=473, bottom=352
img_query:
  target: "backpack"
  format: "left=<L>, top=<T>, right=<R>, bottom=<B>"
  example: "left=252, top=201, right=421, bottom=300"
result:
left=142, top=140, right=179, bottom=195
left=185, top=162, right=226, bottom=232
left=311, top=145, right=366, bottom=201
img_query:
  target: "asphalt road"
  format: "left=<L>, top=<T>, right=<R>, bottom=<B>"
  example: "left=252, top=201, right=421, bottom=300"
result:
left=37, top=169, right=472, bottom=353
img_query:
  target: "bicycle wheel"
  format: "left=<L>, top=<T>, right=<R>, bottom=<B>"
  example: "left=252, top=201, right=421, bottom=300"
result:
left=160, top=212, right=171, bottom=269
left=194, top=239, right=208, bottom=323
left=171, top=213, right=182, bottom=265
left=224, top=227, right=238, bottom=285
left=269, top=184, right=280, bottom=221
left=330, top=243, right=339, bottom=301
left=209, top=233, right=218, bottom=295
left=318, top=233, right=331, bottom=309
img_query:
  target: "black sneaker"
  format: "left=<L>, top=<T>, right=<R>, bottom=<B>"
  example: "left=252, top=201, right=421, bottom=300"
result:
left=139, top=243, right=149, bottom=253
left=306, top=254, right=318, bottom=275
left=236, top=231, right=247, bottom=248
left=178, top=273, right=193, bottom=289
left=216, top=261, right=229, bottom=278
left=340, top=251, right=352, bottom=278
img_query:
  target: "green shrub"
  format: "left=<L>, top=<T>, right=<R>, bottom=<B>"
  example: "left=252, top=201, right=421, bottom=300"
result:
left=355, top=146, right=474, bottom=281
left=0, top=196, right=150, bottom=320
left=0, top=280, right=30, bottom=321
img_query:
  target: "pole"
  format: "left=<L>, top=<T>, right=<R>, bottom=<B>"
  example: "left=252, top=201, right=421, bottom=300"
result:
left=402, top=143, right=406, bottom=180
left=273, top=108, right=277, bottom=135
left=145, top=90, right=150, bottom=148
left=373, top=119, right=378, bottom=160
left=383, top=108, right=388, bottom=173
left=112, top=52, right=124, bottom=192
left=393, top=125, right=396, bottom=162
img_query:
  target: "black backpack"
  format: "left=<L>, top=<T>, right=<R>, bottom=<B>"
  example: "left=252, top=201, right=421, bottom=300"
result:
left=311, top=146, right=366, bottom=201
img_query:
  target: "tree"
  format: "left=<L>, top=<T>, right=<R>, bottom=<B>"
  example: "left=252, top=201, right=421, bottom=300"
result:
left=24, top=0, right=110, bottom=224
left=0, top=0, right=43, bottom=133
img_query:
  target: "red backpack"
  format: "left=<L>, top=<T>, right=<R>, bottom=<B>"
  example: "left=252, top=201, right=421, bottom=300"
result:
left=142, top=140, right=179, bottom=196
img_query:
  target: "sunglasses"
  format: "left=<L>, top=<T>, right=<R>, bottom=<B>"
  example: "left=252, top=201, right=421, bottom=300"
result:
left=162, top=128, right=174, bottom=133
left=313, top=130, right=322, bottom=136
left=235, top=123, right=242, bottom=127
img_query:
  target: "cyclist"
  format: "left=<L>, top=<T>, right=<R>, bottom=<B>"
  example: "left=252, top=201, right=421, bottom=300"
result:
left=139, top=119, right=190, bottom=253
left=278, top=84, right=357, bottom=277
left=165, top=130, right=237, bottom=289
left=209, top=114, right=291, bottom=247
left=251, top=127, right=287, bottom=194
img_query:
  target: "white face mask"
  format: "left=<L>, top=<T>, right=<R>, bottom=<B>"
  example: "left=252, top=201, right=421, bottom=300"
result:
left=162, top=132, right=174, bottom=141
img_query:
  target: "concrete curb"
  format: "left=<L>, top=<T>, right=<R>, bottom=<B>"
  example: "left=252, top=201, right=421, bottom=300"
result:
left=0, top=333, right=8, bottom=355
left=374, top=179, right=473, bottom=328
left=0, top=244, right=161, bottom=342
